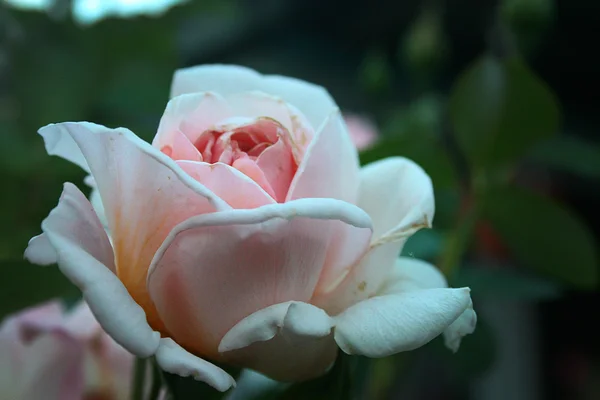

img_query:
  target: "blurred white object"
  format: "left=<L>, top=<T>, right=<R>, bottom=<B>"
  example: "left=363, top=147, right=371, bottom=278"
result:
left=3, top=0, right=187, bottom=24
left=73, top=0, right=187, bottom=24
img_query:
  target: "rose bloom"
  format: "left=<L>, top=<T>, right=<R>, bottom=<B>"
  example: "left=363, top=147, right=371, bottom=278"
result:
left=25, top=65, right=476, bottom=390
left=343, top=114, right=379, bottom=150
left=0, top=301, right=132, bottom=400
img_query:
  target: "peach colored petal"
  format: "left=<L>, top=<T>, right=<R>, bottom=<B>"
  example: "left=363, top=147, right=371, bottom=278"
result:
left=153, top=92, right=232, bottom=151
left=25, top=183, right=160, bottom=357
left=177, top=160, right=275, bottom=208
left=147, top=198, right=371, bottom=358
left=39, top=122, right=228, bottom=332
left=287, top=110, right=360, bottom=204
left=255, top=139, right=296, bottom=202
left=161, top=129, right=202, bottom=162
left=231, top=156, right=277, bottom=199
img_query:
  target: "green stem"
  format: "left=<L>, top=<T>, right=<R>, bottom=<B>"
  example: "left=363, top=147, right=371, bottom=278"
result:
left=131, top=357, right=147, bottom=400
left=439, top=201, right=480, bottom=277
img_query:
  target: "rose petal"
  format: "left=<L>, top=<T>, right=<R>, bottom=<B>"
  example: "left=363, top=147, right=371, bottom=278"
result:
left=178, top=161, right=275, bottom=207
left=147, top=198, right=371, bottom=358
left=84, top=176, right=108, bottom=229
left=162, top=130, right=203, bottom=162
left=39, top=124, right=90, bottom=173
left=444, top=299, right=477, bottom=353
left=344, top=115, right=379, bottom=150
left=170, top=65, right=337, bottom=130
left=313, top=157, right=435, bottom=313
left=226, top=92, right=293, bottom=133
left=20, top=332, right=84, bottom=400
left=153, top=92, right=232, bottom=151
left=379, top=257, right=448, bottom=294
left=39, top=122, right=228, bottom=331
left=155, top=338, right=236, bottom=392
left=255, top=139, right=296, bottom=202
left=24, top=234, right=57, bottom=266
left=358, top=157, right=434, bottom=239
left=231, top=157, right=277, bottom=199
left=378, top=258, right=477, bottom=352
left=333, top=288, right=472, bottom=357
left=219, top=302, right=337, bottom=381
left=287, top=110, right=359, bottom=204
left=10, top=302, right=65, bottom=337
left=63, top=301, right=101, bottom=340
left=0, top=320, right=21, bottom=398
left=25, top=182, right=160, bottom=357
left=0, top=316, right=84, bottom=400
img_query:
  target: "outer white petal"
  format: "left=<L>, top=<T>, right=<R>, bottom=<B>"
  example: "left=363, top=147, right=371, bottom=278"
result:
left=24, top=234, right=57, bottom=266
left=25, top=182, right=160, bottom=357
left=333, top=288, right=471, bottom=357
left=356, top=158, right=434, bottom=292
left=39, top=123, right=90, bottom=172
left=379, top=257, right=477, bottom=353
left=444, top=299, right=477, bottom=353
left=219, top=302, right=337, bottom=382
left=313, top=158, right=435, bottom=314
left=170, top=65, right=337, bottom=129
left=379, top=257, right=448, bottom=294
left=155, top=338, right=235, bottom=392
left=83, top=175, right=107, bottom=229
left=358, top=157, right=435, bottom=239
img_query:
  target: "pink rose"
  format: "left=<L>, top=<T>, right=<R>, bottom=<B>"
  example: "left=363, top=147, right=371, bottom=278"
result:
left=0, top=301, right=132, bottom=400
left=25, top=65, right=475, bottom=389
left=343, top=114, right=379, bottom=150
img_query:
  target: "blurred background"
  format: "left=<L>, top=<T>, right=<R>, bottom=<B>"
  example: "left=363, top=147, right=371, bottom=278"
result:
left=0, top=0, right=599, bottom=399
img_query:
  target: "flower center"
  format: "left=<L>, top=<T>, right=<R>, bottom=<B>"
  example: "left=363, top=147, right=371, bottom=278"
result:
left=194, top=118, right=280, bottom=165
left=161, top=117, right=300, bottom=202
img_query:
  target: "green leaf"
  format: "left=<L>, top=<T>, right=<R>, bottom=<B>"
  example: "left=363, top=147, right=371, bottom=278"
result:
left=360, top=97, right=458, bottom=190
left=483, top=187, right=598, bottom=288
left=453, top=266, right=562, bottom=301
left=449, top=55, right=560, bottom=169
left=528, top=136, right=600, bottom=178
left=0, top=260, right=79, bottom=321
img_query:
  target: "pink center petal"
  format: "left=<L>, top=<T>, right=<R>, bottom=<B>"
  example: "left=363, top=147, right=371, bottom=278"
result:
left=232, top=156, right=277, bottom=199
left=160, top=116, right=301, bottom=203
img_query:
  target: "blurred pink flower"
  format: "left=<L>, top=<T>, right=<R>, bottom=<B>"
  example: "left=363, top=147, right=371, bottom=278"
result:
left=0, top=300, right=133, bottom=400
left=343, top=114, right=379, bottom=150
